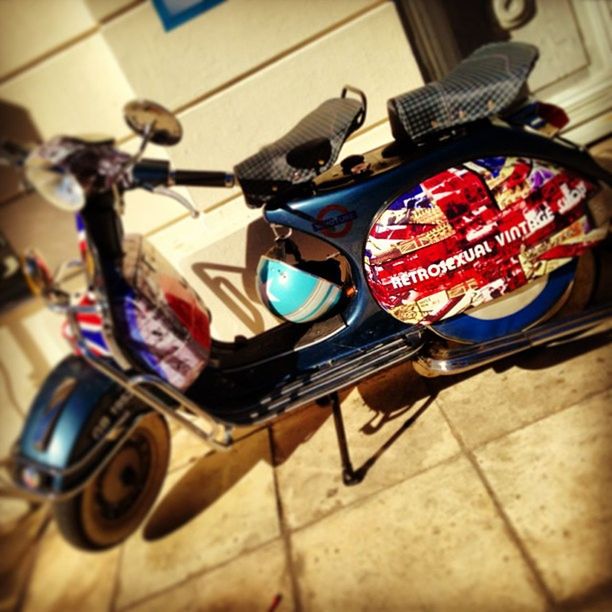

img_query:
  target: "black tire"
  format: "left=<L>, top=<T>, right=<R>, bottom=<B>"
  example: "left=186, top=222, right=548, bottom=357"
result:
left=53, top=412, right=170, bottom=551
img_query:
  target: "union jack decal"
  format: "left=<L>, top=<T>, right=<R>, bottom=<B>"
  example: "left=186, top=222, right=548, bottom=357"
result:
left=62, top=214, right=111, bottom=357
left=62, top=291, right=111, bottom=357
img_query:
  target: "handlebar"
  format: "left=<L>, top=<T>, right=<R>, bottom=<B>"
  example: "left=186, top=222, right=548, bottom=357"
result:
left=132, top=159, right=235, bottom=189
left=5, top=136, right=236, bottom=217
left=173, top=169, right=235, bottom=188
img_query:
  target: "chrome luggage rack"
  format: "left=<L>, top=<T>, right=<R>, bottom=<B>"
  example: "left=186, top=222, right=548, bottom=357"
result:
left=80, top=355, right=234, bottom=452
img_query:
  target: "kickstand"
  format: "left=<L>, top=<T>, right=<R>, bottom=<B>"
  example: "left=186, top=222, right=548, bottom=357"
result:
left=318, top=392, right=364, bottom=486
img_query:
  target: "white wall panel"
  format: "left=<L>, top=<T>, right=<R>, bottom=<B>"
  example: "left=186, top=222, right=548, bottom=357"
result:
left=120, top=141, right=197, bottom=235
left=511, top=0, right=588, bottom=91
left=0, top=192, right=78, bottom=271
left=102, top=0, right=379, bottom=110
left=0, top=306, right=66, bottom=458
left=0, top=0, right=96, bottom=80
left=0, top=34, right=134, bottom=140
left=85, top=0, right=140, bottom=22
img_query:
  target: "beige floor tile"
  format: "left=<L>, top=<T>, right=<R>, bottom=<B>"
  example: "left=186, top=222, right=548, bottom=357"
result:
left=167, top=421, right=262, bottom=474
left=432, top=338, right=612, bottom=449
left=570, top=591, right=612, bottom=612
left=116, top=429, right=280, bottom=608
left=273, top=362, right=461, bottom=530
left=475, top=389, right=612, bottom=603
left=291, top=455, right=546, bottom=611
left=0, top=505, right=48, bottom=612
left=21, top=521, right=120, bottom=612
left=166, top=423, right=214, bottom=475
left=126, top=539, right=293, bottom=612
left=0, top=498, right=31, bottom=527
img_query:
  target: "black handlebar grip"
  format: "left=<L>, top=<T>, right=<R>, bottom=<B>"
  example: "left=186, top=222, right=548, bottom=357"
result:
left=172, top=170, right=234, bottom=188
left=133, top=160, right=234, bottom=188
left=132, top=159, right=170, bottom=186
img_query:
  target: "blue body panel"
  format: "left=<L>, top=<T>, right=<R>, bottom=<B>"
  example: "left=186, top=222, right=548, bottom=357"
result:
left=18, top=356, right=119, bottom=470
left=264, top=123, right=609, bottom=372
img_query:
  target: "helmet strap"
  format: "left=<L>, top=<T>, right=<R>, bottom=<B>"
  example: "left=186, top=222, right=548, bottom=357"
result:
left=268, top=234, right=304, bottom=264
left=282, top=237, right=304, bottom=263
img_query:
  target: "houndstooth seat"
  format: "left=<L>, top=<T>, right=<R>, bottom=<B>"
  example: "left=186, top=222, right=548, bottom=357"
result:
left=388, top=42, right=539, bottom=143
left=234, top=94, right=365, bottom=207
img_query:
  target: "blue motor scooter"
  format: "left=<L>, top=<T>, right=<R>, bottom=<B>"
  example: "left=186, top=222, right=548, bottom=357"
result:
left=2, top=42, right=610, bottom=550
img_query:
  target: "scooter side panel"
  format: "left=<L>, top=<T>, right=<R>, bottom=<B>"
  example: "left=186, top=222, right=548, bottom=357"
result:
left=110, top=235, right=212, bottom=390
left=364, top=157, right=603, bottom=325
left=265, top=123, right=610, bottom=349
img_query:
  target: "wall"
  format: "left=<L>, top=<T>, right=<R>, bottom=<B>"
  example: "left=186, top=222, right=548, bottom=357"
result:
left=507, top=0, right=612, bottom=144
left=0, top=0, right=422, bottom=520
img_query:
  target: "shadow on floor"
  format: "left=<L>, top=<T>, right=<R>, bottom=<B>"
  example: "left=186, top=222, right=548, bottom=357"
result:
left=142, top=315, right=611, bottom=541
left=144, top=362, right=438, bottom=540
left=0, top=504, right=49, bottom=612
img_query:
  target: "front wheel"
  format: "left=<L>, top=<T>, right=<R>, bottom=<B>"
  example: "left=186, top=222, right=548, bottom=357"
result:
left=53, top=412, right=170, bottom=551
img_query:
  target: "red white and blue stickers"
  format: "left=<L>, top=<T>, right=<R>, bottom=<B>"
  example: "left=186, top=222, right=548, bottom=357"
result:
left=62, top=215, right=111, bottom=358
left=119, top=235, right=211, bottom=390
left=364, top=157, right=606, bottom=327
left=62, top=290, right=111, bottom=357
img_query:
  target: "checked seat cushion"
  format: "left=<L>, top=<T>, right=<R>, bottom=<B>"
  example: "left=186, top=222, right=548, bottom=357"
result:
left=388, top=42, right=539, bottom=143
left=234, top=95, right=365, bottom=207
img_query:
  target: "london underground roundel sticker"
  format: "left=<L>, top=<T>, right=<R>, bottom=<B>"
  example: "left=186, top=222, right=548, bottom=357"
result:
left=364, top=157, right=602, bottom=327
left=313, top=204, right=357, bottom=238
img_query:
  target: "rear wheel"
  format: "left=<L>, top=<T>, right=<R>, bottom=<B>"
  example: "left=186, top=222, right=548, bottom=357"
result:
left=53, top=412, right=170, bottom=551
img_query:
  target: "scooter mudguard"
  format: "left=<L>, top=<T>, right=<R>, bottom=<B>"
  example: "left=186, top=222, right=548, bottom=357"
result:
left=13, top=355, right=132, bottom=496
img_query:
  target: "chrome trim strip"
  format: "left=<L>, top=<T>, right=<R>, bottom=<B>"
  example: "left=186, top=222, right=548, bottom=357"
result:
left=415, top=303, right=612, bottom=376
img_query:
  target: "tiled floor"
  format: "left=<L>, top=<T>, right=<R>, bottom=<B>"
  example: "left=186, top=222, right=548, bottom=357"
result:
left=2, top=331, right=612, bottom=611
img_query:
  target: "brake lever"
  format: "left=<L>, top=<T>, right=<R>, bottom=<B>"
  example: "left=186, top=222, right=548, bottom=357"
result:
left=152, top=185, right=200, bottom=218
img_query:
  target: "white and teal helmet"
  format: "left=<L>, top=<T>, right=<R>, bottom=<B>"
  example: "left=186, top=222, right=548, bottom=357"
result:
left=257, top=242, right=344, bottom=324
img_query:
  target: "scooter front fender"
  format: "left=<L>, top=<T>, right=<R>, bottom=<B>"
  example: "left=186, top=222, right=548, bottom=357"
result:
left=12, top=355, right=135, bottom=497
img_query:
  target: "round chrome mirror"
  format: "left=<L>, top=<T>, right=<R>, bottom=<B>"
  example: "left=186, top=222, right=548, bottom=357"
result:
left=25, top=154, right=85, bottom=212
left=123, top=99, right=182, bottom=145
